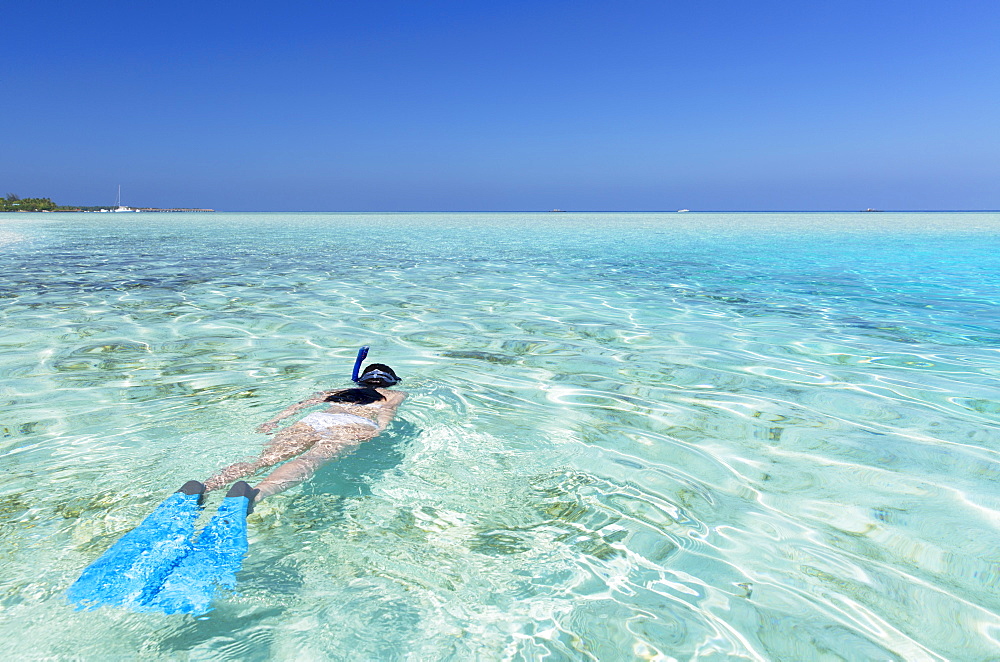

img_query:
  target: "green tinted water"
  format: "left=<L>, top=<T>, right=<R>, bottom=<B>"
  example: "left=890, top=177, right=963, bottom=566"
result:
left=1, top=212, right=999, bottom=660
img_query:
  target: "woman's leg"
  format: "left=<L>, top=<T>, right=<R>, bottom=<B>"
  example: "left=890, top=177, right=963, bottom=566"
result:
left=203, top=460, right=265, bottom=491
left=203, top=424, right=318, bottom=491
left=252, top=436, right=362, bottom=500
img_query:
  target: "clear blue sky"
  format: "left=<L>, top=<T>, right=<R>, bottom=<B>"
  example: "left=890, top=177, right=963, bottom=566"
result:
left=3, top=1, right=998, bottom=211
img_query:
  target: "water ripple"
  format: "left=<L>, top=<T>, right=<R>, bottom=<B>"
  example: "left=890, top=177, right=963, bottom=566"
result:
left=2, top=212, right=1000, bottom=659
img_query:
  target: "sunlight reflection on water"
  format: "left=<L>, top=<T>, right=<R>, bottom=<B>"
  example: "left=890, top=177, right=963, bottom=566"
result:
left=1, top=211, right=999, bottom=660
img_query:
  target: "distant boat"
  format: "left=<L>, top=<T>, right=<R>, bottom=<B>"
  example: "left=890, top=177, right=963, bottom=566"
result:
left=677, top=209, right=690, bottom=213
left=112, top=186, right=140, bottom=212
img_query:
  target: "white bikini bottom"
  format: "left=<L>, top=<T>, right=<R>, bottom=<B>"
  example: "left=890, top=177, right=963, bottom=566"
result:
left=299, top=411, right=379, bottom=433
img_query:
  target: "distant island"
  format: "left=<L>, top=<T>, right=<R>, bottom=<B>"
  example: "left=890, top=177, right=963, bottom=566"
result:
left=1, top=193, right=213, bottom=213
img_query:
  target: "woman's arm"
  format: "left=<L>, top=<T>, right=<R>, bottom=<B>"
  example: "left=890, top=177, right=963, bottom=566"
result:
left=256, top=391, right=330, bottom=433
left=374, top=390, right=408, bottom=432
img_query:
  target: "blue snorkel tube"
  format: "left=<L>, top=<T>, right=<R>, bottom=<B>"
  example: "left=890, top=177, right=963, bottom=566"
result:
left=351, top=346, right=370, bottom=383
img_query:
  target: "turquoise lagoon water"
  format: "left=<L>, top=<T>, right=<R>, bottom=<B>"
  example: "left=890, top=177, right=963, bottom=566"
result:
left=1, top=211, right=999, bottom=660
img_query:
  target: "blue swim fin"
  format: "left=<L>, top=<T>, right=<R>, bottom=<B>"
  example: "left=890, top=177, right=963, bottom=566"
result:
left=67, top=481, right=206, bottom=611
left=143, top=481, right=258, bottom=615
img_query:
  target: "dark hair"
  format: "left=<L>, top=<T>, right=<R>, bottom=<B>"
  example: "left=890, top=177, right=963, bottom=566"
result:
left=324, top=387, right=385, bottom=405
left=357, top=363, right=400, bottom=387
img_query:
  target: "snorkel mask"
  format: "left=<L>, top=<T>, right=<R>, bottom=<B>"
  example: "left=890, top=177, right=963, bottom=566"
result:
left=351, top=346, right=401, bottom=387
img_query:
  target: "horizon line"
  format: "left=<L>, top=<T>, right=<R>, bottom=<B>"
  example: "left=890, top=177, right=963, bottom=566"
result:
left=5, top=208, right=999, bottom=214
left=201, top=208, right=1000, bottom=213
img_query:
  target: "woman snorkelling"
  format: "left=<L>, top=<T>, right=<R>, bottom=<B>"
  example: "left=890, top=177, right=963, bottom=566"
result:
left=203, top=348, right=406, bottom=506
left=68, top=347, right=404, bottom=615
